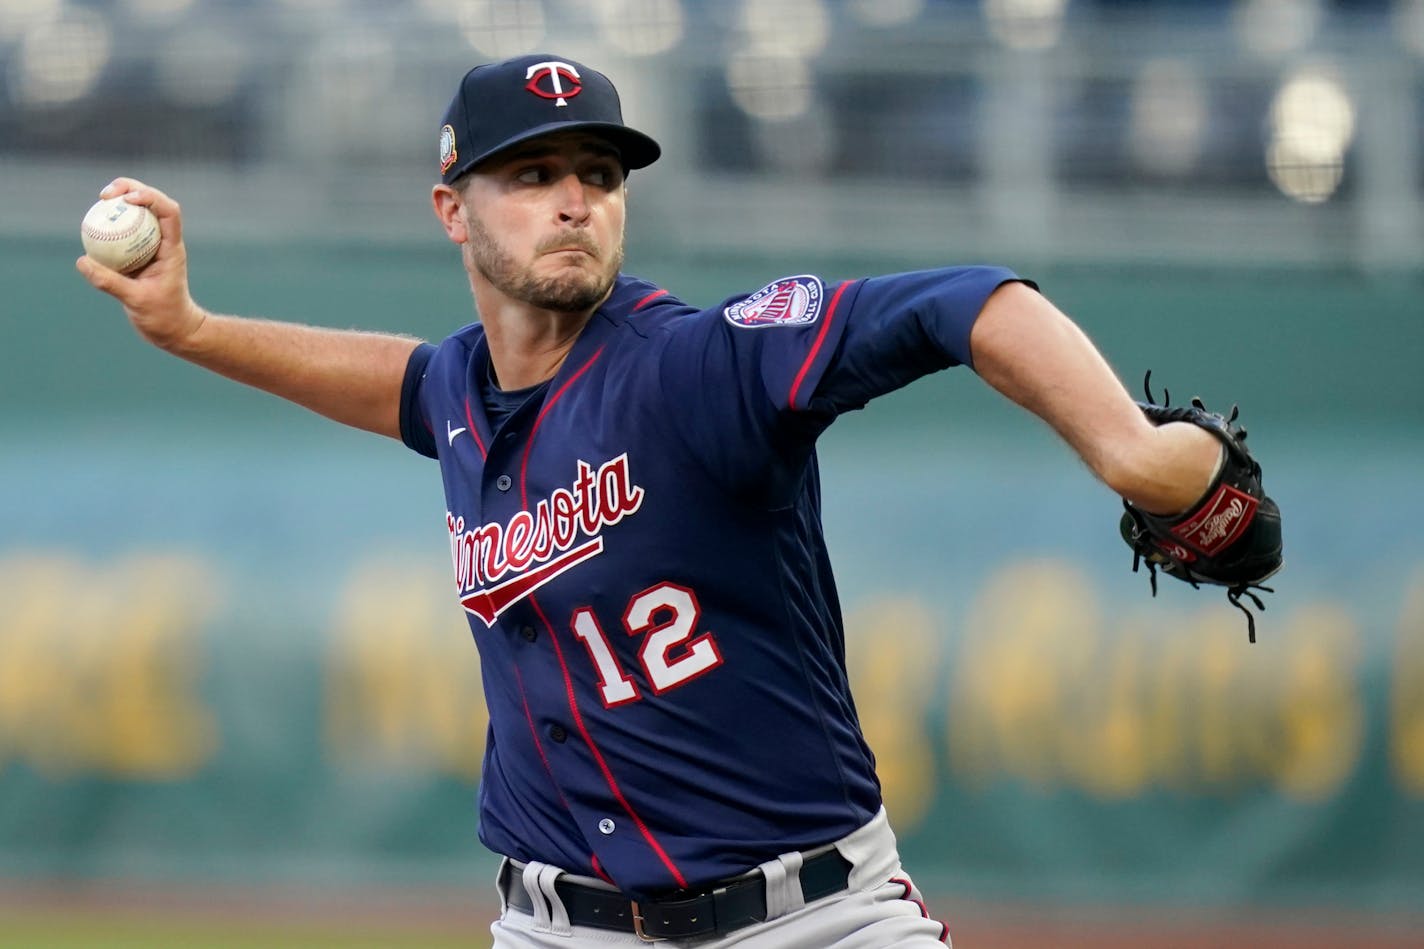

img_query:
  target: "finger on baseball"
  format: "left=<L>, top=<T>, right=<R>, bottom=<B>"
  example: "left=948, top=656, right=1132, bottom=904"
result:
left=76, top=254, right=128, bottom=293
left=146, top=189, right=183, bottom=247
left=101, top=178, right=185, bottom=245
left=99, top=176, right=145, bottom=200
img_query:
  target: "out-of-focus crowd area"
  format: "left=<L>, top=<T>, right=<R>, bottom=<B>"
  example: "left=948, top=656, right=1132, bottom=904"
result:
left=0, top=0, right=1420, bottom=267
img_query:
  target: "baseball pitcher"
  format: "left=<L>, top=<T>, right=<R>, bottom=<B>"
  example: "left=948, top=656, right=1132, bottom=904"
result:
left=77, top=54, right=1282, bottom=948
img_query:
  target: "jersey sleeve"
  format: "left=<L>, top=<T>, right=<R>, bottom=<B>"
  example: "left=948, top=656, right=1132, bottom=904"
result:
left=808, top=265, right=1032, bottom=415
left=644, top=275, right=850, bottom=500
left=399, top=342, right=439, bottom=459
left=648, top=266, right=1027, bottom=499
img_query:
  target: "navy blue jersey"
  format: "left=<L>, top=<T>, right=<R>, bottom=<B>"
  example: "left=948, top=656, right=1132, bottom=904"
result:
left=400, top=266, right=1026, bottom=898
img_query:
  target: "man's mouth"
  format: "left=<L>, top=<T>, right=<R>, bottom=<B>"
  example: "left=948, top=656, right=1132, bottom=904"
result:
left=540, top=235, right=598, bottom=257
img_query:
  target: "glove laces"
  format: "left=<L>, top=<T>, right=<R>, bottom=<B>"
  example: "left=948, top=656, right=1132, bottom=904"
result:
left=1123, top=502, right=1273, bottom=643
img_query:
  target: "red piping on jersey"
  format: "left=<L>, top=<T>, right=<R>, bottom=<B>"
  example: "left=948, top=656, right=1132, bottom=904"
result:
left=890, top=876, right=949, bottom=943
left=590, top=854, right=615, bottom=886
left=529, top=594, right=689, bottom=889
left=519, top=347, right=605, bottom=509
left=463, top=397, right=488, bottom=459
left=632, top=288, right=668, bottom=311
left=787, top=279, right=852, bottom=411
left=513, top=344, right=687, bottom=890
left=514, top=664, right=569, bottom=808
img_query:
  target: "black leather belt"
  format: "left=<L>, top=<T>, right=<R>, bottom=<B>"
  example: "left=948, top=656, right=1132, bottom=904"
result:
left=501, top=848, right=853, bottom=941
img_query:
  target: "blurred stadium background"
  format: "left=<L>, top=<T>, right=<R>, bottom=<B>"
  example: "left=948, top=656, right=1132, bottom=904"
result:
left=1, top=0, right=1422, bottom=946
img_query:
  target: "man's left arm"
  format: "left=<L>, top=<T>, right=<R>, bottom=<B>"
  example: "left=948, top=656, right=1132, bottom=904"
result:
left=968, top=281, right=1221, bottom=516
left=971, top=281, right=1283, bottom=637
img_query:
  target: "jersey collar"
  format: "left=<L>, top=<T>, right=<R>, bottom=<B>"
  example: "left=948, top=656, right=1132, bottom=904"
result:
left=463, top=274, right=672, bottom=443
left=593, top=273, right=674, bottom=328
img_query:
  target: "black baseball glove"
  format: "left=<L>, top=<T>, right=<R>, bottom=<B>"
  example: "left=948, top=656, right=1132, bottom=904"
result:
left=1119, top=373, right=1282, bottom=642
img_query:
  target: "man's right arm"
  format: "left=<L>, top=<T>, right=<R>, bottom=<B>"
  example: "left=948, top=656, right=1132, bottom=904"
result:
left=75, top=178, right=420, bottom=440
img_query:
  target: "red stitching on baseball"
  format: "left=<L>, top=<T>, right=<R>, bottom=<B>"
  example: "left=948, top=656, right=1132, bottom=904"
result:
left=83, top=211, right=144, bottom=242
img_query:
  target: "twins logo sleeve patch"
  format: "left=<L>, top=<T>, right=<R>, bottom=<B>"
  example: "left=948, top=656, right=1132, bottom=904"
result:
left=723, top=275, right=824, bottom=328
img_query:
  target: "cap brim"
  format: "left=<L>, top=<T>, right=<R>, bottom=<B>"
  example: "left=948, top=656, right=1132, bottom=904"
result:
left=453, top=121, right=661, bottom=180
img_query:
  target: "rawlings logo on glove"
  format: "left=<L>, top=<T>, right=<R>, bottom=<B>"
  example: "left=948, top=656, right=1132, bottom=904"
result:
left=1172, top=484, right=1256, bottom=554
left=1120, top=373, right=1283, bottom=642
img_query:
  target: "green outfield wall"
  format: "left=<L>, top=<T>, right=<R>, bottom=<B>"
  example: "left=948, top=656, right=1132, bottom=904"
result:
left=1, top=237, right=1421, bottom=912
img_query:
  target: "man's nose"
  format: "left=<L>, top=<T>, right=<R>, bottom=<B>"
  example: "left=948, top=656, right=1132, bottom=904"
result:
left=556, top=173, right=590, bottom=223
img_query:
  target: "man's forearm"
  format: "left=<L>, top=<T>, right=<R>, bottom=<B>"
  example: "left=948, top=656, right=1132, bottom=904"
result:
left=170, top=309, right=422, bottom=440
left=970, top=280, right=1223, bottom=515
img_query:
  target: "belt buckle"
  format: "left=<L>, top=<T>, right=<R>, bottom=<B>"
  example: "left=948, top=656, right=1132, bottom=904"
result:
left=629, top=900, right=666, bottom=942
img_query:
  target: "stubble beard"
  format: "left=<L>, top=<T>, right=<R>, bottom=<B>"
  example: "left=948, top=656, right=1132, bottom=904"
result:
left=464, top=209, right=623, bottom=314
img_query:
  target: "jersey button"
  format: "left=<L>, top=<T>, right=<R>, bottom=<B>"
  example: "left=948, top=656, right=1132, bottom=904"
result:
left=549, top=724, right=567, bottom=743
left=519, top=625, right=537, bottom=642
left=496, top=475, right=513, bottom=491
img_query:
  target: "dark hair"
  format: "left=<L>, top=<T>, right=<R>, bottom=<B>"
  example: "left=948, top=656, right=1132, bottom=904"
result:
left=449, top=168, right=475, bottom=195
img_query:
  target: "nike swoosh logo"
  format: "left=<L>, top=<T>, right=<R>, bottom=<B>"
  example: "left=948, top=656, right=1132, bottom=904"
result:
left=447, top=421, right=467, bottom=446
left=460, top=538, right=604, bottom=627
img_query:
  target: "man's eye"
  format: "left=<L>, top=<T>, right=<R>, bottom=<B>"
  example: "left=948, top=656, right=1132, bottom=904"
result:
left=585, top=166, right=621, bottom=187
left=515, top=167, right=545, bottom=184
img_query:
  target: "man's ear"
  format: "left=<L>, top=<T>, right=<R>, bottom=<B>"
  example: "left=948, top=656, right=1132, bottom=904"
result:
left=432, top=184, right=469, bottom=244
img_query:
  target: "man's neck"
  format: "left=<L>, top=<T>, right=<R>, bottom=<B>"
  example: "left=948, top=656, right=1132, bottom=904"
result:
left=474, top=289, right=602, bottom=391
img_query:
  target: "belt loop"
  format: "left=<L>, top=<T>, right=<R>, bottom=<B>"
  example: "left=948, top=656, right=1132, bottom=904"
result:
left=521, top=861, right=554, bottom=932
left=536, top=863, right=572, bottom=935
left=495, top=857, right=512, bottom=916
left=761, top=849, right=805, bottom=920
left=835, top=806, right=898, bottom=892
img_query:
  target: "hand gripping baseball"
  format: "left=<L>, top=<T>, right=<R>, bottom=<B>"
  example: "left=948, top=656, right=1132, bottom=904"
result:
left=1119, top=372, right=1283, bottom=642
left=75, top=178, right=207, bottom=352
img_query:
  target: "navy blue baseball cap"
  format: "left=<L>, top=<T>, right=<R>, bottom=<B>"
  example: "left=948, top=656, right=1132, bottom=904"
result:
left=438, top=54, right=661, bottom=184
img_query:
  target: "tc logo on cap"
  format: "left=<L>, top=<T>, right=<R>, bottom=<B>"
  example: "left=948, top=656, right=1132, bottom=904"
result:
left=525, top=60, right=581, bottom=107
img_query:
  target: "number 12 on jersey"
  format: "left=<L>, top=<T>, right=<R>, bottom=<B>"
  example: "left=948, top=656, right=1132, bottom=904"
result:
left=569, top=582, right=724, bottom=707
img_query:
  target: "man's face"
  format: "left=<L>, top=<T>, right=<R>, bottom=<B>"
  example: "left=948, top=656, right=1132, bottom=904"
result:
left=459, top=133, right=627, bottom=313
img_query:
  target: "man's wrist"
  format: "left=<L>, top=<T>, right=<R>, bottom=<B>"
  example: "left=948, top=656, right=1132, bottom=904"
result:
left=159, top=302, right=210, bottom=355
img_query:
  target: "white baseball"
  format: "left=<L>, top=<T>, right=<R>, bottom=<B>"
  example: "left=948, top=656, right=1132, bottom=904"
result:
left=81, top=197, right=161, bottom=274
